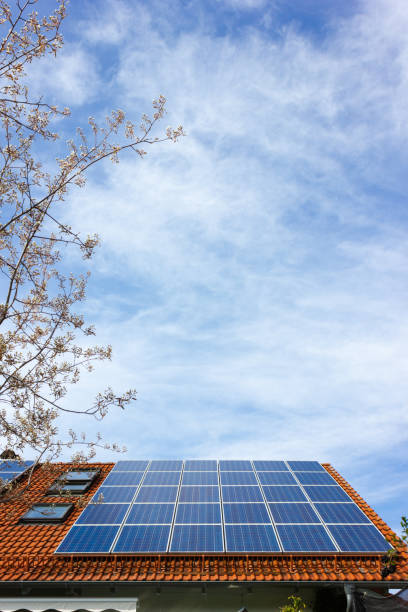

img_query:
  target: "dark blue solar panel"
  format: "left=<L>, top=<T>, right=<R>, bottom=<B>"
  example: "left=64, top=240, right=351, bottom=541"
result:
left=225, top=524, right=280, bottom=552
left=219, top=460, right=253, bottom=471
left=277, top=524, right=337, bottom=552
left=315, top=503, right=370, bottom=524
left=258, top=472, right=297, bottom=485
left=221, top=471, right=257, bottom=485
left=126, top=504, right=174, bottom=524
left=135, top=486, right=178, bottom=503
left=149, top=460, right=183, bottom=471
left=222, top=486, right=263, bottom=502
left=268, top=503, right=320, bottom=524
left=287, top=461, right=325, bottom=472
left=112, top=460, right=149, bottom=471
left=253, top=461, right=288, bottom=471
left=304, top=486, right=351, bottom=502
left=328, top=525, right=390, bottom=552
left=223, top=503, right=271, bottom=524
left=143, top=471, right=181, bottom=485
left=103, top=472, right=144, bottom=486
left=184, top=460, right=217, bottom=471
left=179, top=486, right=220, bottom=502
left=262, top=486, right=307, bottom=502
left=113, top=525, right=170, bottom=552
left=0, top=460, right=34, bottom=472
left=91, top=486, right=137, bottom=503
left=170, top=525, right=223, bottom=552
left=56, top=525, right=119, bottom=553
left=182, top=471, right=218, bottom=485
left=296, top=472, right=335, bottom=485
left=175, top=503, right=221, bottom=524
left=76, top=503, right=129, bottom=525
left=0, top=472, right=19, bottom=483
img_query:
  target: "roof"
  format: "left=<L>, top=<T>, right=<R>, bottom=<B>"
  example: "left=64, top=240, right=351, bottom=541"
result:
left=0, top=461, right=407, bottom=584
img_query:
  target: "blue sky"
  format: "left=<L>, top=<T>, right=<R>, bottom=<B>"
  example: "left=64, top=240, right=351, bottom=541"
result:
left=26, top=0, right=408, bottom=531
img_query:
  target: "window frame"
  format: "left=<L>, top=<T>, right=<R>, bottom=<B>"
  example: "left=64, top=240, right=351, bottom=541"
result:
left=20, top=502, right=74, bottom=524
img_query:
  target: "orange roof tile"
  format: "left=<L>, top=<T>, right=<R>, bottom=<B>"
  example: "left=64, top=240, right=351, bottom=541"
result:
left=0, top=462, right=406, bottom=584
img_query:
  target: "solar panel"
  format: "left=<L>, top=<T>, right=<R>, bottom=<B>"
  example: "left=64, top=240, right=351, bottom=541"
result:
left=262, top=485, right=308, bottom=502
left=295, top=472, right=336, bottom=485
left=222, top=486, right=263, bottom=503
left=113, top=525, right=170, bottom=552
left=170, top=525, right=223, bottom=552
left=149, top=460, right=183, bottom=471
left=268, top=503, right=320, bottom=524
left=223, top=502, right=271, bottom=524
left=328, top=524, right=390, bottom=552
left=55, top=459, right=392, bottom=555
left=253, top=460, right=288, bottom=471
left=126, top=503, right=174, bottom=525
left=75, top=503, right=129, bottom=525
left=0, top=460, right=34, bottom=487
left=56, top=525, right=119, bottom=553
left=0, top=472, right=20, bottom=483
left=287, top=461, right=325, bottom=472
left=135, top=486, right=178, bottom=503
left=143, top=471, right=181, bottom=485
left=112, top=460, right=149, bottom=471
left=182, top=471, right=218, bottom=485
left=91, top=486, right=137, bottom=503
left=304, top=485, right=351, bottom=502
left=184, top=460, right=217, bottom=471
left=219, top=460, right=253, bottom=471
left=179, top=486, right=220, bottom=502
left=225, top=524, right=280, bottom=552
left=175, top=503, right=221, bottom=524
left=220, top=471, right=258, bottom=485
left=277, top=524, right=337, bottom=552
left=258, top=471, right=297, bottom=485
left=103, top=472, right=144, bottom=486
left=314, top=503, right=370, bottom=524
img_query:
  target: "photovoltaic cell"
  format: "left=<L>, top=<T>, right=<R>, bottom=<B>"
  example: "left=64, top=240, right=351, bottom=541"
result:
left=126, top=504, right=175, bottom=524
left=91, top=486, right=137, bottom=503
left=304, top=486, right=351, bottom=502
left=225, top=524, right=280, bottom=552
left=112, top=460, right=149, bottom=472
left=328, top=525, right=390, bottom=552
left=113, top=525, right=170, bottom=552
left=184, top=460, right=217, bottom=471
left=314, top=503, right=370, bottom=524
left=268, top=503, right=320, bottom=524
left=102, top=472, right=144, bottom=486
left=222, top=486, right=263, bottom=503
left=277, top=524, right=337, bottom=552
left=253, top=461, right=288, bottom=471
left=182, top=471, right=218, bottom=485
left=149, top=460, right=183, bottom=471
left=257, top=472, right=297, bottom=485
left=175, top=503, right=221, bottom=524
left=179, top=486, right=220, bottom=502
left=223, top=502, right=271, bottom=524
left=219, top=460, right=253, bottom=471
left=262, top=486, right=307, bottom=502
left=287, top=461, right=325, bottom=472
left=56, top=525, right=119, bottom=553
left=0, top=460, right=34, bottom=472
left=135, top=486, right=178, bottom=503
left=76, top=503, right=129, bottom=525
left=170, top=525, right=223, bottom=552
left=295, top=472, right=335, bottom=485
left=143, top=471, right=181, bottom=486
left=0, top=472, right=19, bottom=483
left=221, top=471, right=258, bottom=485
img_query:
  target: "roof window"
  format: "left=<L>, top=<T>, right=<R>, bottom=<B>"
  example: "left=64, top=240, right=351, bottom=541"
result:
left=20, top=503, right=73, bottom=523
left=47, top=469, right=100, bottom=495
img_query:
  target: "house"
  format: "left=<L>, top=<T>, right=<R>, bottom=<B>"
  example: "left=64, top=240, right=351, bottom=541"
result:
left=0, top=459, right=407, bottom=612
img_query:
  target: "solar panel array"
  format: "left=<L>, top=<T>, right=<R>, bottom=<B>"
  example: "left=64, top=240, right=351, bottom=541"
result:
left=0, top=459, right=34, bottom=485
left=56, top=460, right=391, bottom=554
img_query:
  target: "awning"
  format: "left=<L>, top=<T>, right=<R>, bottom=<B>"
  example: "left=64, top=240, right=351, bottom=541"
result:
left=0, top=599, right=139, bottom=612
